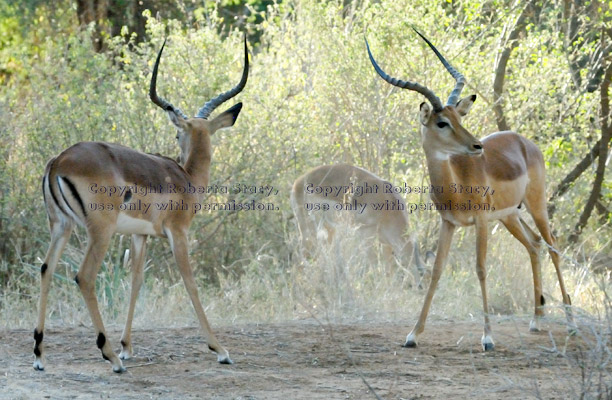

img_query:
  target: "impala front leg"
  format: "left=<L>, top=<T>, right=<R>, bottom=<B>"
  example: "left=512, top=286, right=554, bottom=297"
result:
left=405, top=219, right=455, bottom=347
left=168, top=229, right=232, bottom=364
left=120, top=234, right=147, bottom=360
left=475, top=216, right=494, bottom=351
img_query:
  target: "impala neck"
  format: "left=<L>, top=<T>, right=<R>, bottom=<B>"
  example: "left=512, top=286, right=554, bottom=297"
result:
left=422, top=146, right=456, bottom=191
left=183, top=137, right=212, bottom=188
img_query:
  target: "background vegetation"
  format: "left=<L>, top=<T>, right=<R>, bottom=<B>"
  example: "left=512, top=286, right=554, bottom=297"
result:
left=0, top=0, right=610, bottom=366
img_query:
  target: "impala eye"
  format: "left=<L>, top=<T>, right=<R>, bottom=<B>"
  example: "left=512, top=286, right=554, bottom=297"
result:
left=175, top=134, right=179, bottom=140
left=437, top=121, right=449, bottom=129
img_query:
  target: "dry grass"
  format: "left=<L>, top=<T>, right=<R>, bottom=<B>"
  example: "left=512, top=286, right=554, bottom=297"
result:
left=1, top=215, right=610, bottom=398
left=1, top=214, right=608, bottom=330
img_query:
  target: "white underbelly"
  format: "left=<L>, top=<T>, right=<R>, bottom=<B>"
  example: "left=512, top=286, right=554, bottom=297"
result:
left=442, top=205, right=519, bottom=226
left=115, top=213, right=157, bottom=235
left=488, top=206, right=519, bottom=220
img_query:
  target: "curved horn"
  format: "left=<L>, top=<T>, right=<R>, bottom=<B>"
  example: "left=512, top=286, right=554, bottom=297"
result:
left=149, top=39, right=188, bottom=119
left=196, top=35, right=249, bottom=119
left=413, top=28, right=466, bottom=107
left=365, top=37, right=443, bottom=112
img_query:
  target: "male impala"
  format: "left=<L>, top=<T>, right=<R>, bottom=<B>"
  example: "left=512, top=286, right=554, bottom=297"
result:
left=291, top=164, right=424, bottom=281
left=366, top=29, right=575, bottom=350
left=34, top=37, right=248, bottom=372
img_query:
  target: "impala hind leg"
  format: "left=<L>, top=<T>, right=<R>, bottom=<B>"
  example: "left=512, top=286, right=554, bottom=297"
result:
left=76, top=228, right=125, bottom=373
left=119, top=234, right=147, bottom=360
left=531, top=213, right=576, bottom=332
left=168, top=229, right=232, bottom=364
left=405, top=219, right=455, bottom=347
left=501, top=214, right=545, bottom=332
left=34, top=220, right=73, bottom=371
left=525, top=191, right=576, bottom=332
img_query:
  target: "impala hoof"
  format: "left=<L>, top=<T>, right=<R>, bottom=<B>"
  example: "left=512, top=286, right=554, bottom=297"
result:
left=33, top=360, right=44, bottom=371
left=113, top=365, right=127, bottom=373
left=529, top=319, right=541, bottom=332
left=403, top=332, right=418, bottom=348
left=482, top=342, right=495, bottom=351
left=218, top=355, right=233, bottom=365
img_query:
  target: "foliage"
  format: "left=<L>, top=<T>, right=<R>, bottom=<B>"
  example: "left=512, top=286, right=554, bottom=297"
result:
left=0, top=0, right=610, bottom=344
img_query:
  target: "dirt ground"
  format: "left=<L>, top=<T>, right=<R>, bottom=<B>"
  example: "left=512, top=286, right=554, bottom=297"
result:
left=0, top=318, right=602, bottom=399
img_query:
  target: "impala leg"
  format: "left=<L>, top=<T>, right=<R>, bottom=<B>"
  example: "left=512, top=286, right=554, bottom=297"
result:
left=403, top=236, right=426, bottom=288
left=168, top=229, right=232, bottom=364
left=384, top=228, right=421, bottom=284
left=33, top=219, right=73, bottom=371
left=404, top=219, right=455, bottom=347
left=381, top=243, right=396, bottom=277
left=75, top=228, right=125, bottom=373
left=119, top=234, right=147, bottom=360
left=295, top=207, right=317, bottom=258
left=531, top=215, right=576, bottom=332
left=524, top=183, right=577, bottom=332
left=474, top=217, right=494, bottom=351
left=501, top=215, right=545, bottom=332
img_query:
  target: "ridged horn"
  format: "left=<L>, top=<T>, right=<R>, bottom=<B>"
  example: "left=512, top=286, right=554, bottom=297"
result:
left=149, top=39, right=188, bottom=119
left=365, top=37, right=444, bottom=112
left=413, top=28, right=466, bottom=106
left=195, top=35, right=249, bottom=119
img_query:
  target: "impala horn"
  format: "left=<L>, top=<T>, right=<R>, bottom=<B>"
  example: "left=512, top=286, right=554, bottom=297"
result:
left=149, top=39, right=188, bottom=119
left=412, top=28, right=466, bottom=107
left=196, top=35, right=249, bottom=119
left=366, top=28, right=468, bottom=110
left=365, top=36, right=444, bottom=112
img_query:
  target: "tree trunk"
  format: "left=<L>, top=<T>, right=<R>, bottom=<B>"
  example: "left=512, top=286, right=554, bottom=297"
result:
left=569, top=60, right=612, bottom=242
left=548, top=138, right=600, bottom=217
left=492, top=0, right=532, bottom=132
left=76, top=0, right=110, bottom=52
left=76, top=0, right=157, bottom=51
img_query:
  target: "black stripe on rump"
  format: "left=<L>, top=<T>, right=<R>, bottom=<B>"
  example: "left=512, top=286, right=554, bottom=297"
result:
left=48, top=173, right=69, bottom=217
left=57, top=177, right=77, bottom=217
left=42, top=175, right=47, bottom=206
left=59, top=176, right=88, bottom=218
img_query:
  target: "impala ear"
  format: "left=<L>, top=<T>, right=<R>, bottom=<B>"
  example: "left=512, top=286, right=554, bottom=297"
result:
left=209, top=103, right=243, bottom=134
left=419, top=102, right=432, bottom=125
left=167, top=111, right=187, bottom=129
left=455, top=94, right=476, bottom=117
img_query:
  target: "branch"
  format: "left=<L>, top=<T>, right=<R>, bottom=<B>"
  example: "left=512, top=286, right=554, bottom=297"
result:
left=548, top=138, right=601, bottom=217
left=569, top=53, right=612, bottom=242
left=492, top=0, right=533, bottom=131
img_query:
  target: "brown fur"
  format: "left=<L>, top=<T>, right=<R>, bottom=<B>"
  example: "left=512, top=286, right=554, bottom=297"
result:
left=291, top=164, right=423, bottom=280
left=404, top=97, right=574, bottom=349
left=34, top=65, right=244, bottom=372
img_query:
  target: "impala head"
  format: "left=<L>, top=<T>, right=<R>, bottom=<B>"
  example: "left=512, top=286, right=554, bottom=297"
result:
left=366, top=29, right=483, bottom=158
left=150, top=37, right=248, bottom=164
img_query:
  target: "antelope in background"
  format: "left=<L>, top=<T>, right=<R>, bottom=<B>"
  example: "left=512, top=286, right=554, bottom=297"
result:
left=34, top=37, right=248, bottom=372
left=291, top=164, right=426, bottom=284
left=366, top=29, right=575, bottom=350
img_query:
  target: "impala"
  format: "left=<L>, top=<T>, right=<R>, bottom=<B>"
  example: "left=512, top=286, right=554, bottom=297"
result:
left=34, top=37, right=248, bottom=372
left=366, top=29, right=575, bottom=350
left=291, top=164, right=425, bottom=281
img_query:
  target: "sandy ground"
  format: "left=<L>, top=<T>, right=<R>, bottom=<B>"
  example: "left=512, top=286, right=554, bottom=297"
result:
left=0, top=318, right=604, bottom=399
